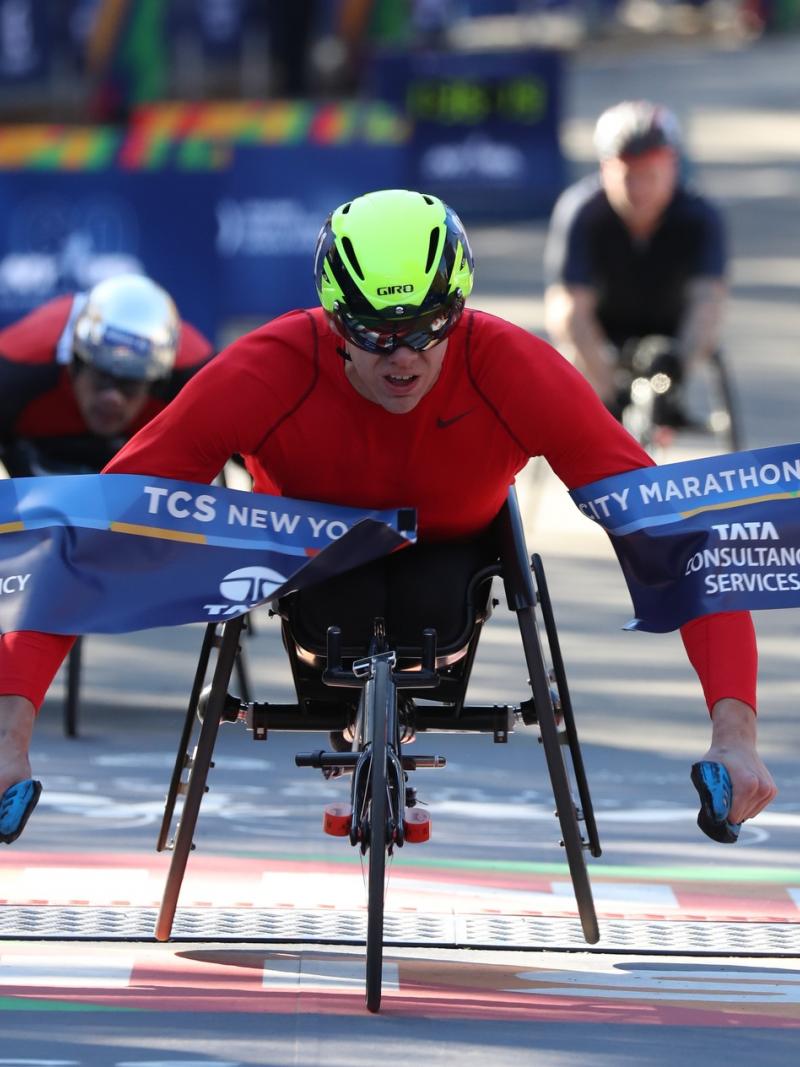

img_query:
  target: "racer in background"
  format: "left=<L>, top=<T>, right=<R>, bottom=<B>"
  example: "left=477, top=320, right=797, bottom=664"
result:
left=543, top=99, right=727, bottom=424
left=0, top=273, right=214, bottom=478
left=0, top=189, right=775, bottom=842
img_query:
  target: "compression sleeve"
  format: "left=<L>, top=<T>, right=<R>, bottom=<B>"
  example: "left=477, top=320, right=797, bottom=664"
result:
left=0, top=631, right=76, bottom=712
left=681, top=613, right=757, bottom=714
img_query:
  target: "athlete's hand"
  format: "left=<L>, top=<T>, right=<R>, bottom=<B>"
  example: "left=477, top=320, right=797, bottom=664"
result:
left=0, top=695, right=35, bottom=798
left=700, top=697, right=777, bottom=825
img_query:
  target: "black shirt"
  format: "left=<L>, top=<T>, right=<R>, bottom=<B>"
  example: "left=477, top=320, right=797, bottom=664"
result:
left=544, top=174, right=726, bottom=349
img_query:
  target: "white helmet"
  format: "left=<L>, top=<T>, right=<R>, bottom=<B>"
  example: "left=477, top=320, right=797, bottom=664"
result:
left=72, top=274, right=180, bottom=381
left=593, top=100, right=682, bottom=161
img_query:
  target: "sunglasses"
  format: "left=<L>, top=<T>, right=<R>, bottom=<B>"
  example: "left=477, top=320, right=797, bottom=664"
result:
left=75, top=359, right=151, bottom=399
left=333, top=293, right=464, bottom=355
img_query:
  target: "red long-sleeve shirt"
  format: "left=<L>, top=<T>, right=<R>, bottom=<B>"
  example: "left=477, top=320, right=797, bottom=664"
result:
left=0, top=306, right=756, bottom=711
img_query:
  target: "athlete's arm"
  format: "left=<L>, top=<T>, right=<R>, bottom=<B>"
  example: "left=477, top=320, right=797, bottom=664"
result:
left=544, top=283, right=617, bottom=404
left=677, top=277, right=727, bottom=367
left=677, top=195, right=728, bottom=367
left=543, top=180, right=617, bottom=403
left=0, top=296, right=72, bottom=450
left=503, top=329, right=768, bottom=820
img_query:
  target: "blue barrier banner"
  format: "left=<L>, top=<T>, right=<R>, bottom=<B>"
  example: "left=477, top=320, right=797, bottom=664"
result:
left=0, top=474, right=416, bottom=634
left=0, top=171, right=220, bottom=338
left=216, top=145, right=408, bottom=320
left=569, top=442, right=800, bottom=632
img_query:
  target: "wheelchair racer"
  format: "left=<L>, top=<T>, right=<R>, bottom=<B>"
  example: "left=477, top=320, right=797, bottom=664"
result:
left=0, top=273, right=214, bottom=478
left=543, top=100, right=727, bottom=426
left=0, top=189, right=775, bottom=844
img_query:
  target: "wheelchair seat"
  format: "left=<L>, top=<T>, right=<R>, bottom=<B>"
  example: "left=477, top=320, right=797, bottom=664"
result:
left=273, top=558, right=501, bottom=719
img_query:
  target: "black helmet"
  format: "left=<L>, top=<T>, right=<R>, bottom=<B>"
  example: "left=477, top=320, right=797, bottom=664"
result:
left=593, top=100, right=682, bottom=161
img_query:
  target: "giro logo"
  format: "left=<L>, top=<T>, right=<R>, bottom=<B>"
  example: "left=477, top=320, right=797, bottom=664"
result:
left=204, top=565, right=287, bottom=617
left=377, top=284, right=414, bottom=295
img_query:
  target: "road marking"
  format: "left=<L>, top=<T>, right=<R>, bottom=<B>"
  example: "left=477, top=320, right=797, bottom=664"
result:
left=551, top=880, right=679, bottom=909
left=0, top=954, right=135, bottom=988
left=0, top=1060, right=79, bottom=1065
left=396, top=876, right=679, bottom=913
left=510, top=965, right=800, bottom=1004
left=262, top=958, right=399, bottom=992
left=16, top=868, right=151, bottom=899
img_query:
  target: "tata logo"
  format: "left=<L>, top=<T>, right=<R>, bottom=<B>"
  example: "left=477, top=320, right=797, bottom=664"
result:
left=711, top=521, right=779, bottom=542
left=204, top=566, right=286, bottom=617
left=376, top=284, right=414, bottom=295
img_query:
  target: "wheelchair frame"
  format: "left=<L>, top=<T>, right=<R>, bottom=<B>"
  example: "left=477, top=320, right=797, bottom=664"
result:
left=154, top=487, right=602, bottom=1013
left=617, top=342, right=742, bottom=455
left=61, top=625, right=253, bottom=738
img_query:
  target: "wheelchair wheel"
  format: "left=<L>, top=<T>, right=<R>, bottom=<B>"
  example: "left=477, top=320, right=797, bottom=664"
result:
left=157, top=623, right=217, bottom=852
left=532, top=555, right=601, bottom=859
left=516, top=605, right=600, bottom=944
left=154, top=616, right=243, bottom=942
left=364, top=657, right=391, bottom=1014
left=704, top=349, right=742, bottom=452
left=64, top=636, right=83, bottom=738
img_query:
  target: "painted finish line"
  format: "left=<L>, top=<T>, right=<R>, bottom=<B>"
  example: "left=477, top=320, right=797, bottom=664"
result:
left=2, top=851, right=800, bottom=922
left=0, top=946, right=799, bottom=1026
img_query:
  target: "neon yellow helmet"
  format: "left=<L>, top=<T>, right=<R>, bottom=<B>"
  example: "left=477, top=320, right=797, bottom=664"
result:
left=314, top=188, right=474, bottom=353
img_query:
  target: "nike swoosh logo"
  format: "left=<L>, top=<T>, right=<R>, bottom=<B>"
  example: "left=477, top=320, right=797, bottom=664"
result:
left=436, top=410, right=472, bottom=429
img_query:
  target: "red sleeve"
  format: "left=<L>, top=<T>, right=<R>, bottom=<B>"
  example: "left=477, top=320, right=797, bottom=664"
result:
left=0, top=631, right=76, bottom=712
left=0, top=295, right=73, bottom=363
left=681, top=613, right=757, bottom=714
left=174, top=319, right=214, bottom=370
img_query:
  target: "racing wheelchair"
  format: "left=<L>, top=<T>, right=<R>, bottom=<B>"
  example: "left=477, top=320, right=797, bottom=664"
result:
left=154, top=486, right=602, bottom=1013
left=612, top=336, right=742, bottom=456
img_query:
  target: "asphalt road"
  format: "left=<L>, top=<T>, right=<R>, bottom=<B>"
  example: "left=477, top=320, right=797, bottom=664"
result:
left=2, top=28, right=800, bottom=1066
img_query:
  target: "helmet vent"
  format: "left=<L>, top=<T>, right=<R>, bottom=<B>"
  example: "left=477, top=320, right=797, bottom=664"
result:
left=422, top=195, right=435, bottom=205
left=425, top=227, right=441, bottom=274
left=341, top=202, right=352, bottom=214
left=341, top=236, right=365, bottom=280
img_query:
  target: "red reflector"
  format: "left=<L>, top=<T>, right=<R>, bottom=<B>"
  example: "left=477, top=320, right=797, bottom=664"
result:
left=323, top=803, right=352, bottom=836
left=403, top=808, right=431, bottom=843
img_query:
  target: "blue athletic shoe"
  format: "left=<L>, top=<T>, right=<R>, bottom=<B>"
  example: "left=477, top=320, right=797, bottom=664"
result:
left=0, top=779, right=42, bottom=844
left=690, top=761, right=741, bottom=844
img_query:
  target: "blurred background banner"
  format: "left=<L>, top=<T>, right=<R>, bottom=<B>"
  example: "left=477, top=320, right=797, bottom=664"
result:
left=0, top=0, right=51, bottom=85
left=0, top=168, right=220, bottom=337
left=1, top=0, right=794, bottom=346
left=218, top=141, right=407, bottom=319
left=369, top=47, right=564, bottom=219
